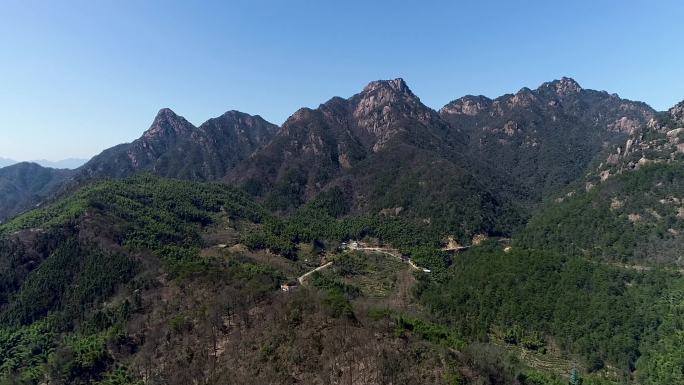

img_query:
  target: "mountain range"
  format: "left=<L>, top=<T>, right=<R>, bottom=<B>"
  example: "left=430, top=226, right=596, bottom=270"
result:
left=0, top=158, right=88, bottom=169
left=0, top=78, right=659, bottom=235
left=79, top=108, right=278, bottom=180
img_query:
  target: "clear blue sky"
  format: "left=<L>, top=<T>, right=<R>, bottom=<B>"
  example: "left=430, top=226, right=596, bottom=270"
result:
left=1, top=0, right=683, bottom=161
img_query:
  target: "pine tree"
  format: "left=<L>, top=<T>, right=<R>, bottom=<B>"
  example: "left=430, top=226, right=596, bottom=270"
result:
left=569, top=367, right=582, bottom=385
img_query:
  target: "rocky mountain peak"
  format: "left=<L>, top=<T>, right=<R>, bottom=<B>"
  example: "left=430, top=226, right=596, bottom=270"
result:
left=670, top=100, right=684, bottom=124
left=440, top=95, right=492, bottom=116
left=143, top=108, right=195, bottom=140
left=351, top=78, right=441, bottom=150
left=538, top=77, right=583, bottom=96
left=283, top=107, right=317, bottom=126
left=218, top=110, right=243, bottom=119
left=196, top=110, right=279, bottom=152
left=209, top=110, right=276, bottom=132
left=362, top=78, right=412, bottom=95
left=353, top=78, right=427, bottom=115
left=510, top=87, right=538, bottom=107
left=356, top=78, right=423, bottom=108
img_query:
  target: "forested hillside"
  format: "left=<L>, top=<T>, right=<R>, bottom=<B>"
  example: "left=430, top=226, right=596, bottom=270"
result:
left=0, top=176, right=469, bottom=384
left=518, top=99, right=684, bottom=265
left=0, top=176, right=268, bottom=383
left=0, top=170, right=681, bottom=384
left=0, top=163, right=74, bottom=222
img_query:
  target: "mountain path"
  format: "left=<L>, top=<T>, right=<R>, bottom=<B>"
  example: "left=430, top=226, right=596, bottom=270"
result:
left=347, top=244, right=431, bottom=272
left=603, top=261, right=684, bottom=274
left=296, top=243, right=431, bottom=287
left=297, top=261, right=333, bottom=284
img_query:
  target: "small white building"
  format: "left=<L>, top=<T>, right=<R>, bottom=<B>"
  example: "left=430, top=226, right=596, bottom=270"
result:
left=281, top=281, right=298, bottom=292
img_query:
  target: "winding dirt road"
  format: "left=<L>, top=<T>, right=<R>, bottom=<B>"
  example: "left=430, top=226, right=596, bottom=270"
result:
left=348, top=245, right=431, bottom=272
left=297, top=261, right=333, bottom=284
left=295, top=242, right=431, bottom=288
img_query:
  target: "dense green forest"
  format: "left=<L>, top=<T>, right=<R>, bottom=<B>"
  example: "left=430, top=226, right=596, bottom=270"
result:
left=416, top=242, right=681, bottom=379
left=518, top=163, right=684, bottom=264
left=0, top=167, right=683, bottom=384
left=0, top=175, right=462, bottom=384
left=0, top=176, right=280, bottom=383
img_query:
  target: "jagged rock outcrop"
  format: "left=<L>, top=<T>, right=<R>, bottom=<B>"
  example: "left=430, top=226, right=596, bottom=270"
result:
left=153, top=110, right=278, bottom=180
left=80, top=108, right=277, bottom=180
left=440, top=77, right=656, bottom=199
left=80, top=108, right=198, bottom=178
left=594, top=99, right=684, bottom=180
left=439, top=95, right=492, bottom=117
left=227, top=78, right=460, bottom=194
left=228, top=78, right=521, bottom=240
left=348, top=78, right=454, bottom=151
left=670, top=101, right=684, bottom=123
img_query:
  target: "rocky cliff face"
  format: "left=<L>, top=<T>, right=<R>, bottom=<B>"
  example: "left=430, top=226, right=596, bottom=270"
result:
left=0, top=77, right=672, bottom=235
left=348, top=78, right=454, bottom=151
left=80, top=108, right=197, bottom=178
left=670, top=101, right=684, bottom=123
left=227, top=79, right=521, bottom=240
left=440, top=77, right=656, bottom=199
left=594, top=100, right=684, bottom=182
left=226, top=78, right=460, bottom=195
left=152, top=110, right=278, bottom=180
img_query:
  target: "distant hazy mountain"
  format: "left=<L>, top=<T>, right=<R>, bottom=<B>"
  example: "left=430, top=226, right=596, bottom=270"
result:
left=0, top=157, right=15, bottom=168
left=0, top=157, right=88, bottom=169
left=31, top=158, right=89, bottom=169
left=0, top=162, right=74, bottom=222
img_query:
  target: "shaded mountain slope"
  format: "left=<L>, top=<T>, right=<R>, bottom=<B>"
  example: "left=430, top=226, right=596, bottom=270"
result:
left=0, top=163, right=74, bottom=223
left=0, top=109, right=278, bottom=223
left=440, top=77, right=656, bottom=201
left=80, top=108, right=278, bottom=181
left=229, top=78, right=524, bottom=242
left=79, top=108, right=198, bottom=178
left=518, top=100, right=684, bottom=265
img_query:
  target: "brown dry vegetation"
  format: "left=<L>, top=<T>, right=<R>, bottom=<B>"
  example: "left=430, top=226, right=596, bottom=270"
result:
left=121, top=272, right=454, bottom=385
